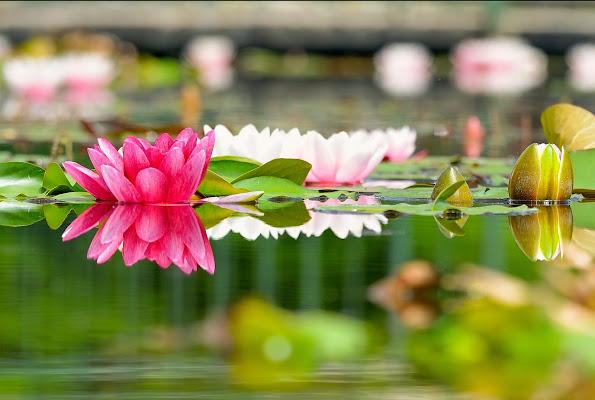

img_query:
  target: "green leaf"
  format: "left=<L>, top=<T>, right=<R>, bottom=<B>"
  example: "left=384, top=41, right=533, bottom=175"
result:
left=208, top=157, right=260, bottom=182
left=0, top=200, right=45, bottom=227
left=195, top=202, right=238, bottom=230
left=233, top=176, right=320, bottom=199
left=569, top=149, right=595, bottom=191
left=43, top=204, right=75, bottom=230
left=541, top=103, right=595, bottom=151
left=51, top=192, right=97, bottom=203
left=198, top=170, right=249, bottom=197
left=434, top=216, right=466, bottom=237
left=43, top=162, right=72, bottom=190
left=0, top=162, right=46, bottom=197
left=232, top=158, right=312, bottom=186
left=254, top=200, right=311, bottom=228
left=432, top=180, right=465, bottom=210
left=571, top=201, right=595, bottom=229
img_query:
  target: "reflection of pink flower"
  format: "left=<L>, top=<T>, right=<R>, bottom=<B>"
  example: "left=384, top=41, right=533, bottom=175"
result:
left=2, top=57, right=65, bottom=101
left=566, top=43, right=595, bottom=91
left=61, top=53, right=116, bottom=91
left=63, top=128, right=215, bottom=203
left=451, top=37, right=547, bottom=95
left=62, top=204, right=215, bottom=274
left=374, top=42, right=433, bottom=97
left=184, top=36, right=235, bottom=91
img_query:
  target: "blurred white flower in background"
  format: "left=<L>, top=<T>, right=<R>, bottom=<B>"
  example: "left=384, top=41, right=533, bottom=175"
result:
left=451, top=36, right=547, bottom=95
left=2, top=56, right=66, bottom=101
left=61, top=52, right=116, bottom=91
left=184, top=35, right=235, bottom=91
left=207, top=196, right=387, bottom=241
left=352, top=126, right=417, bottom=162
left=373, top=42, right=433, bottom=97
left=566, top=42, right=595, bottom=92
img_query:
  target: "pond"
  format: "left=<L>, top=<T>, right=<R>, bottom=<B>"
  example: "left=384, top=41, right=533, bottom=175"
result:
left=1, top=60, right=595, bottom=400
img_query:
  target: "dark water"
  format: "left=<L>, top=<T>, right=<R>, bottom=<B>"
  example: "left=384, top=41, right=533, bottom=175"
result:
left=1, top=72, right=595, bottom=399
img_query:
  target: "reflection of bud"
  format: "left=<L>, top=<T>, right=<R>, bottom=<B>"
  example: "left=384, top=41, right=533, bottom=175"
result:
left=508, top=143, right=573, bottom=201
left=435, top=214, right=469, bottom=239
left=508, top=206, right=573, bottom=261
left=431, top=166, right=473, bottom=206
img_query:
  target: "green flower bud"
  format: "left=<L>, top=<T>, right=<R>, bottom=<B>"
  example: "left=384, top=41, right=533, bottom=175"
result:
left=508, top=143, right=573, bottom=201
left=431, top=166, right=473, bottom=206
left=508, top=206, right=573, bottom=261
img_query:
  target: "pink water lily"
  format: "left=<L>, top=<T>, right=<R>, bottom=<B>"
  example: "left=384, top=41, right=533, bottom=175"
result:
left=62, top=203, right=215, bottom=274
left=63, top=128, right=215, bottom=203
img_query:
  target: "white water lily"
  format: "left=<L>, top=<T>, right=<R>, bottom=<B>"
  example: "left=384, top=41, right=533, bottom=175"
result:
left=566, top=43, right=595, bottom=92
left=2, top=56, right=66, bottom=100
left=61, top=52, right=116, bottom=90
left=352, top=126, right=416, bottom=162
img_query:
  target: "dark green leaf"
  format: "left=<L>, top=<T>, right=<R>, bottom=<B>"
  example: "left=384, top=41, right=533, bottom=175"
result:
left=208, top=157, right=260, bottom=182
left=233, top=176, right=320, bottom=199
left=0, top=162, right=45, bottom=197
left=0, top=200, right=45, bottom=227
left=232, top=158, right=312, bottom=186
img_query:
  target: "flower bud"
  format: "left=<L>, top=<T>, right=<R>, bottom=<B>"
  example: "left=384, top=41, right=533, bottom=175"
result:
left=508, top=206, right=573, bottom=261
left=508, top=143, right=573, bottom=201
left=430, top=166, right=473, bottom=206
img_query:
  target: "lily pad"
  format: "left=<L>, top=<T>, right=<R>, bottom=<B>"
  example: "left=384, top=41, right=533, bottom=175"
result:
left=232, top=158, right=312, bottom=186
left=0, top=162, right=46, bottom=197
left=198, top=170, right=249, bottom=197
left=208, top=156, right=261, bottom=182
left=568, top=149, right=595, bottom=192
left=541, top=103, right=595, bottom=151
left=0, top=200, right=45, bottom=227
left=233, top=176, right=321, bottom=199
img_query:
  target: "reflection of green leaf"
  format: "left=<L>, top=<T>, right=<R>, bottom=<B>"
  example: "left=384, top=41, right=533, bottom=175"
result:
left=571, top=201, right=595, bottom=229
left=0, top=162, right=45, bottom=197
left=43, top=204, right=75, bottom=230
left=255, top=200, right=311, bottom=228
left=208, top=157, right=260, bottom=182
left=51, top=192, right=96, bottom=203
left=232, top=158, right=312, bottom=186
left=569, top=149, right=595, bottom=191
left=0, top=201, right=45, bottom=226
left=541, top=103, right=595, bottom=151
left=195, top=202, right=237, bottom=230
left=314, top=202, right=536, bottom=216
left=234, top=176, right=320, bottom=199
left=434, top=216, right=466, bottom=237
left=198, top=170, right=249, bottom=196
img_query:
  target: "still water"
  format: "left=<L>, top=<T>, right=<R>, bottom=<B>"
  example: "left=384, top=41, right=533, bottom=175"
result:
left=1, top=70, right=595, bottom=399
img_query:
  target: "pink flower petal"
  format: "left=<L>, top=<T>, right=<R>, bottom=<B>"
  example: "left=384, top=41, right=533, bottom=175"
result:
left=63, top=161, right=116, bottom=200
left=194, top=130, right=215, bottom=184
left=154, top=133, right=174, bottom=152
left=135, top=168, right=169, bottom=204
left=166, top=150, right=206, bottom=203
left=158, top=147, right=185, bottom=183
left=135, top=205, right=168, bottom=242
left=160, top=227, right=185, bottom=264
left=125, top=136, right=151, bottom=150
left=97, top=137, right=124, bottom=174
left=101, top=165, right=143, bottom=203
left=88, top=148, right=115, bottom=178
left=62, top=203, right=115, bottom=241
left=123, top=140, right=150, bottom=184
left=122, top=228, right=149, bottom=266
left=146, top=241, right=172, bottom=268
left=100, top=204, right=142, bottom=244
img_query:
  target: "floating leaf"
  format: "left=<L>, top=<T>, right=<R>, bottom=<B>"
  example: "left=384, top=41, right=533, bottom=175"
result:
left=234, top=176, right=321, bottom=199
left=43, top=204, right=77, bottom=230
left=51, top=192, right=97, bottom=203
left=208, top=156, right=260, bottom=182
left=195, top=202, right=238, bottom=230
left=198, top=170, right=249, bottom=197
left=254, top=200, right=311, bottom=228
left=232, top=158, right=312, bottom=186
left=43, top=162, right=86, bottom=195
left=0, top=200, right=45, bottom=226
left=435, top=215, right=468, bottom=238
left=0, top=162, right=45, bottom=197
left=568, top=149, right=595, bottom=192
left=541, top=103, right=595, bottom=151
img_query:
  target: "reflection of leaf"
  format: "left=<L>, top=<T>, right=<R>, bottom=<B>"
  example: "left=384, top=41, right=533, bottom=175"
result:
left=541, top=103, right=595, bottom=151
left=234, top=176, right=320, bottom=199
left=571, top=201, right=595, bottom=229
left=0, top=162, right=45, bottom=197
left=255, top=200, right=311, bottom=228
left=208, top=157, right=260, bottom=182
left=51, top=192, right=96, bottom=203
left=569, top=149, right=595, bottom=191
left=43, top=204, right=76, bottom=230
left=195, top=203, right=238, bottom=230
left=314, top=202, right=537, bottom=216
left=434, top=215, right=467, bottom=238
left=0, top=200, right=45, bottom=226
left=232, top=159, right=312, bottom=186
left=198, top=170, right=249, bottom=196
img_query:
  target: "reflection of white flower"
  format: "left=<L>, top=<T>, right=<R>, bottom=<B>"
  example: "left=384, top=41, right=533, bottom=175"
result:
left=61, top=52, right=116, bottom=90
left=2, top=57, right=65, bottom=100
left=184, top=36, right=235, bottom=91
left=451, top=37, right=547, bottom=95
left=566, top=43, right=595, bottom=92
left=207, top=197, right=387, bottom=241
left=352, top=126, right=416, bottom=162
left=374, top=42, right=433, bottom=97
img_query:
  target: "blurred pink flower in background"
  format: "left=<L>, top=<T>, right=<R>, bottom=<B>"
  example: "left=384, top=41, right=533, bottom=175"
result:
left=373, top=42, right=433, bottom=97
left=2, top=57, right=65, bottom=101
left=61, top=52, right=116, bottom=91
left=451, top=37, right=547, bottom=95
left=352, top=126, right=417, bottom=162
left=566, top=43, right=595, bottom=91
left=62, top=204, right=215, bottom=274
left=63, top=128, right=215, bottom=203
left=184, top=35, right=235, bottom=91
left=462, top=115, right=486, bottom=159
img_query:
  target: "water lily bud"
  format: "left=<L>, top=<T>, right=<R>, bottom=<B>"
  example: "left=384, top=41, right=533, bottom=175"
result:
left=430, top=166, right=473, bottom=206
left=508, top=206, right=573, bottom=261
left=508, top=143, right=573, bottom=201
